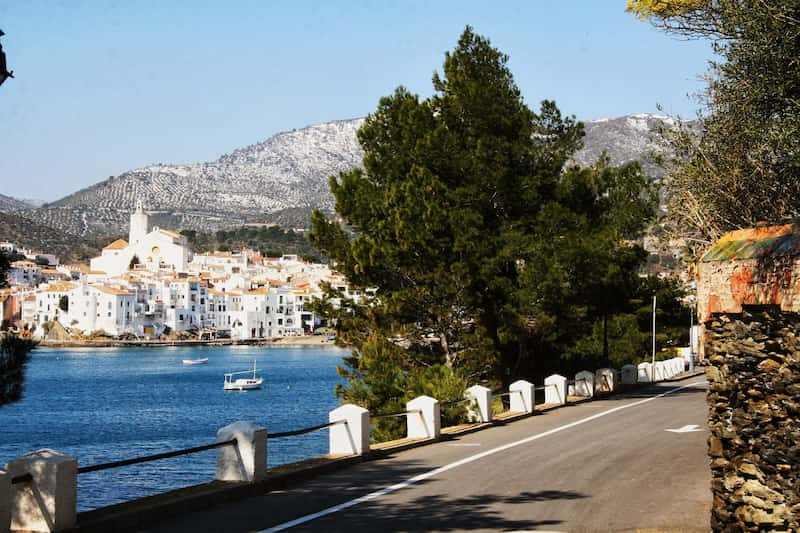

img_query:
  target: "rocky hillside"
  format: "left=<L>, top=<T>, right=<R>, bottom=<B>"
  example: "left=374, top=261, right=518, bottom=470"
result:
left=0, top=212, right=102, bottom=261
left=0, top=193, right=33, bottom=212
left=27, top=114, right=679, bottom=238
left=575, top=114, right=678, bottom=178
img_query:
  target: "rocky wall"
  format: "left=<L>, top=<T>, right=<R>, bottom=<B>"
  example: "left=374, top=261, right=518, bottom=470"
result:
left=705, top=308, right=799, bottom=531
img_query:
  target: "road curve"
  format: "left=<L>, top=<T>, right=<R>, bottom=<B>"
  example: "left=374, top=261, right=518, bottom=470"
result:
left=141, top=376, right=710, bottom=533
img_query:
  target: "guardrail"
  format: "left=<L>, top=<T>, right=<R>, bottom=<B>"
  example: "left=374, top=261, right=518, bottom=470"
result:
left=1, top=356, right=689, bottom=532
left=77, top=438, right=238, bottom=474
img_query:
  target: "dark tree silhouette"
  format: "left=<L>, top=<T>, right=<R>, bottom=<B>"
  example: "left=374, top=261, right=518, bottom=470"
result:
left=0, top=336, right=35, bottom=406
left=0, top=29, right=15, bottom=87
left=0, top=251, right=35, bottom=405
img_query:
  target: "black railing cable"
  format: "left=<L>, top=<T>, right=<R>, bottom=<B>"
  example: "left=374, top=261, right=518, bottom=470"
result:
left=440, top=398, right=471, bottom=407
left=10, top=472, right=32, bottom=485
left=372, top=408, right=422, bottom=420
left=77, top=438, right=237, bottom=474
left=268, top=419, right=346, bottom=439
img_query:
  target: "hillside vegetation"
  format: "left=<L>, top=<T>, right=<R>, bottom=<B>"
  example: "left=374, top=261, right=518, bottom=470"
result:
left=182, top=225, right=321, bottom=261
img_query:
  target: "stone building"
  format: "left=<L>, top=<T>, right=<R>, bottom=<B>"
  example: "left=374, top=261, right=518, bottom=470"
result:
left=698, top=222, right=800, bottom=323
left=697, top=221, right=799, bottom=531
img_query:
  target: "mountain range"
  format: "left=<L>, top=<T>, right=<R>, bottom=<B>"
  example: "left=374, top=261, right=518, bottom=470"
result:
left=3, top=114, right=678, bottom=241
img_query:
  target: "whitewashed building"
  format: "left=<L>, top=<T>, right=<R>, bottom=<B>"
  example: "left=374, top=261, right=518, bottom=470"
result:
left=90, top=202, right=192, bottom=276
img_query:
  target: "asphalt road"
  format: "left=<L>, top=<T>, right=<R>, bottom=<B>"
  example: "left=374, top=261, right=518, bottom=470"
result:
left=142, top=376, right=710, bottom=533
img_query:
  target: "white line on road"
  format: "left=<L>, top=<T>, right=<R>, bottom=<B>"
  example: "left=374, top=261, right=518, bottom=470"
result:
left=447, top=443, right=481, bottom=447
left=665, top=424, right=705, bottom=433
left=259, top=381, right=705, bottom=532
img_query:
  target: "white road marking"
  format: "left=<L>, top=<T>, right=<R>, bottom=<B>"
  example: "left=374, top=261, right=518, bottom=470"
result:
left=259, top=381, right=705, bottom=532
left=447, top=443, right=481, bottom=447
left=665, top=424, right=705, bottom=433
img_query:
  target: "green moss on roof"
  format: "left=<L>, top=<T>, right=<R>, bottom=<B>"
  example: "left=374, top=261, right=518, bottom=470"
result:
left=701, top=223, right=800, bottom=262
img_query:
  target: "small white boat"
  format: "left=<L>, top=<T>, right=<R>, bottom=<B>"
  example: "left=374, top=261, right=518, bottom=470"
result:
left=182, top=357, right=209, bottom=365
left=223, top=360, right=263, bottom=391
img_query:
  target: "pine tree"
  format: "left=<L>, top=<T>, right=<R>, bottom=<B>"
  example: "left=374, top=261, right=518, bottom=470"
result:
left=310, top=27, right=656, bottom=437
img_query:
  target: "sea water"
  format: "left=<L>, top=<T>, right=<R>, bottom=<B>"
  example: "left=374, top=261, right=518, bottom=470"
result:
left=0, top=345, right=346, bottom=511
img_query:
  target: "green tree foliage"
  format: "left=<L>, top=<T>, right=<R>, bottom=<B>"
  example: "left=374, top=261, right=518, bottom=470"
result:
left=0, top=336, right=36, bottom=406
left=310, top=27, right=658, bottom=438
left=631, top=1, right=800, bottom=253
left=565, top=277, right=689, bottom=369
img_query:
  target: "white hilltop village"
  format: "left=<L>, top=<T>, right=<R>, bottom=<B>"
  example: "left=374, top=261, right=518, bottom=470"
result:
left=0, top=203, right=360, bottom=342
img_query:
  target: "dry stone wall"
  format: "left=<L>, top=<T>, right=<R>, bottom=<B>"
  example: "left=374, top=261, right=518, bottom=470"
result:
left=705, top=307, right=800, bottom=531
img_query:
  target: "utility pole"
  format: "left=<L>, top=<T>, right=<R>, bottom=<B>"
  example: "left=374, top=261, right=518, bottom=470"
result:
left=651, top=295, right=657, bottom=381
left=689, top=303, right=695, bottom=371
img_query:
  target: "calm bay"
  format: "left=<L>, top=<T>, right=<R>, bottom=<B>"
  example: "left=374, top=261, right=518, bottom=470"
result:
left=0, top=345, right=346, bottom=511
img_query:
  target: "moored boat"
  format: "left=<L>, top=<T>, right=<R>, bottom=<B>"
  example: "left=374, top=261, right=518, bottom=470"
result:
left=223, top=360, right=263, bottom=390
left=182, top=357, right=209, bottom=365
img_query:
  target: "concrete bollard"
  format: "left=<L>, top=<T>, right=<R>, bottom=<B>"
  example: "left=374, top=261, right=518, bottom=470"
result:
left=406, top=396, right=440, bottom=439
left=654, top=361, right=666, bottom=381
left=509, top=380, right=534, bottom=413
left=216, top=421, right=267, bottom=482
left=544, top=374, right=567, bottom=405
left=6, top=449, right=77, bottom=533
left=595, top=368, right=616, bottom=393
left=575, top=370, right=594, bottom=397
left=0, top=470, right=8, bottom=533
left=465, top=385, right=492, bottom=423
left=329, top=404, right=370, bottom=455
left=637, top=362, right=652, bottom=383
left=621, top=364, right=638, bottom=385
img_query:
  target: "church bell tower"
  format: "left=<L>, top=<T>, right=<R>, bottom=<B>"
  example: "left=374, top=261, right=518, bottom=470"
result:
left=129, top=200, right=149, bottom=246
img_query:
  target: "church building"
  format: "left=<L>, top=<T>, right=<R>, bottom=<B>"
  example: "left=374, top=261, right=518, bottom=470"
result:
left=90, top=202, right=192, bottom=276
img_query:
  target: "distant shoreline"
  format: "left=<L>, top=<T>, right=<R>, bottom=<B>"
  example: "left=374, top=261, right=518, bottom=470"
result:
left=39, top=335, right=340, bottom=349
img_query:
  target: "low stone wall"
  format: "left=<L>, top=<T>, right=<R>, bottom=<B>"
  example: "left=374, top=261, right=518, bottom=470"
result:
left=705, top=308, right=799, bottom=531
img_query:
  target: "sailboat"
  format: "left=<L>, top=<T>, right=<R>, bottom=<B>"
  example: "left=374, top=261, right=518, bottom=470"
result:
left=223, top=359, right=263, bottom=391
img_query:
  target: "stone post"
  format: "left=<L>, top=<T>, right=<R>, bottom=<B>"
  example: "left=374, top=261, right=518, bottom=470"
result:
left=6, top=449, right=77, bottom=533
left=465, top=385, right=492, bottom=423
left=0, top=470, right=9, bottom=533
left=406, top=396, right=440, bottom=440
left=664, top=360, right=674, bottom=378
left=216, top=421, right=267, bottom=482
left=329, top=404, right=370, bottom=455
left=509, top=380, right=534, bottom=413
left=637, top=362, right=652, bottom=383
left=621, top=364, right=637, bottom=385
left=595, top=368, right=615, bottom=393
left=654, top=361, right=666, bottom=381
left=544, top=374, right=567, bottom=405
left=574, top=370, right=594, bottom=397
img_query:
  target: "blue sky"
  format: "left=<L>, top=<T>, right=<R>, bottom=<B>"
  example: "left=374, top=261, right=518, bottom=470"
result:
left=0, top=1, right=711, bottom=201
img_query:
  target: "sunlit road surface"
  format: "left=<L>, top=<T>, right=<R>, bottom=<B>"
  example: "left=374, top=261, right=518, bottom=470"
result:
left=143, top=376, right=710, bottom=533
